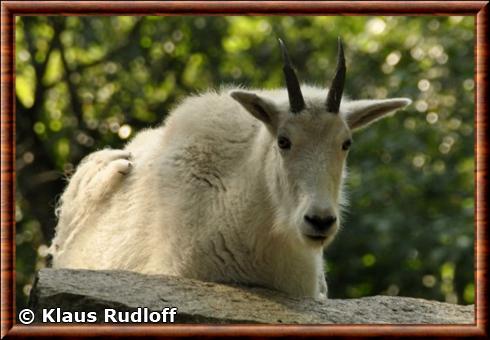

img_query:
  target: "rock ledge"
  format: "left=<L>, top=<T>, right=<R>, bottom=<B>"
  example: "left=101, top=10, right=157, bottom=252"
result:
left=29, top=269, right=474, bottom=324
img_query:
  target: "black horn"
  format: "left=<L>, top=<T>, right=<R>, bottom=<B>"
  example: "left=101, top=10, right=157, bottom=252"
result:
left=325, top=37, right=346, bottom=113
left=278, top=38, right=305, bottom=113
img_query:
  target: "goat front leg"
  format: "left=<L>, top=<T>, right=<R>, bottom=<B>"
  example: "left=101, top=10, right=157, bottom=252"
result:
left=317, top=273, right=328, bottom=300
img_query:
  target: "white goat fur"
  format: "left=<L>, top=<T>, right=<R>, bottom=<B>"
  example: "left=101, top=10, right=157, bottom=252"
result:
left=51, top=85, right=410, bottom=299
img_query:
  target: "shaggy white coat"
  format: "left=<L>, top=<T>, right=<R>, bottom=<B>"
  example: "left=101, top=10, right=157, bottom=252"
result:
left=50, top=85, right=410, bottom=299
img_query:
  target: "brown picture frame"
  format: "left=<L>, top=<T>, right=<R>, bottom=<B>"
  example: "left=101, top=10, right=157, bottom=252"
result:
left=1, top=1, right=487, bottom=337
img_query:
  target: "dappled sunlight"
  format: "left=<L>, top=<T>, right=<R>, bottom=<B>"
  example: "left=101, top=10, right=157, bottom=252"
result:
left=15, top=16, right=474, bottom=309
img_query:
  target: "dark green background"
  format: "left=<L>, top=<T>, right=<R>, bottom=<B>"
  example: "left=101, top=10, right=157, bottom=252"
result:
left=15, top=16, right=474, bottom=310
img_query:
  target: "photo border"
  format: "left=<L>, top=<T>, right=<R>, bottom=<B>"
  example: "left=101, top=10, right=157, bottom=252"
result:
left=1, top=1, right=487, bottom=337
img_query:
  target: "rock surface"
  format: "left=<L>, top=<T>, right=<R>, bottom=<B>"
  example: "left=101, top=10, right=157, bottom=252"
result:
left=29, top=268, right=474, bottom=324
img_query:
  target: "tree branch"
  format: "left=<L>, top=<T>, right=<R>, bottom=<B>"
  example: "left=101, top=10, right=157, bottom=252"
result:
left=76, top=18, right=144, bottom=71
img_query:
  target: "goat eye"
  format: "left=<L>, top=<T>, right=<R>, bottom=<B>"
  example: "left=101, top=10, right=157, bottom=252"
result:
left=342, top=139, right=352, bottom=151
left=278, top=136, right=292, bottom=150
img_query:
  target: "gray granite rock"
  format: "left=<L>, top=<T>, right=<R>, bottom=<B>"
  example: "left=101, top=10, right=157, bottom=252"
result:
left=28, top=268, right=474, bottom=324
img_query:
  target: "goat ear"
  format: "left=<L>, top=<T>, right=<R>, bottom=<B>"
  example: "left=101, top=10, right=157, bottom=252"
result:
left=230, top=91, right=279, bottom=128
left=341, top=98, right=412, bottom=130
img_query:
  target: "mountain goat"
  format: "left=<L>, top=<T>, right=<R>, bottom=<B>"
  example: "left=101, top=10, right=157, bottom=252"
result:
left=50, top=39, right=411, bottom=299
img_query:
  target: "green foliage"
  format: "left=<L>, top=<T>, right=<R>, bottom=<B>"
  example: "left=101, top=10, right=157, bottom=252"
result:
left=15, top=16, right=474, bottom=310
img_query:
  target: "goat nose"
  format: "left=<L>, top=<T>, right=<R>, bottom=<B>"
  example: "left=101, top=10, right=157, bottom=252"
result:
left=304, top=215, right=337, bottom=232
